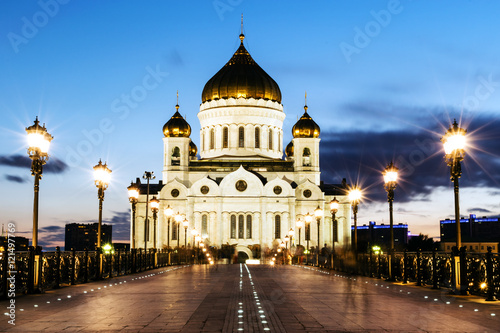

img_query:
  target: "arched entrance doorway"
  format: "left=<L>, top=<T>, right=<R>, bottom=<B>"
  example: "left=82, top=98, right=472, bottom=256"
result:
left=237, top=251, right=249, bottom=263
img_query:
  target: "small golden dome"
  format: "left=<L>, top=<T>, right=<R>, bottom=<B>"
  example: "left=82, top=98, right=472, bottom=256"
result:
left=285, top=141, right=294, bottom=157
left=201, top=34, right=281, bottom=104
left=189, top=140, right=198, bottom=157
left=163, top=105, right=191, bottom=137
left=292, top=105, right=320, bottom=138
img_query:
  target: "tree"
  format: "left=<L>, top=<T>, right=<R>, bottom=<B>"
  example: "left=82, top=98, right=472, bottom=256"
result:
left=407, top=234, right=437, bottom=251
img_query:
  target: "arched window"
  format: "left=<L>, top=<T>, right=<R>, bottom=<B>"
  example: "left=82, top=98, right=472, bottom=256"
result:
left=171, top=146, right=180, bottom=166
left=223, top=127, right=228, bottom=148
left=202, top=214, right=208, bottom=237
left=303, top=147, right=311, bottom=166
left=246, top=215, right=252, bottom=239
left=238, top=215, right=244, bottom=239
left=210, top=128, right=215, bottom=150
left=172, top=219, right=178, bottom=240
left=305, top=222, right=310, bottom=241
left=278, top=131, right=281, bottom=151
left=239, top=126, right=245, bottom=148
left=230, top=215, right=236, bottom=239
left=274, top=215, right=281, bottom=239
left=255, top=127, right=260, bottom=148
left=268, top=129, right=273, bottom=150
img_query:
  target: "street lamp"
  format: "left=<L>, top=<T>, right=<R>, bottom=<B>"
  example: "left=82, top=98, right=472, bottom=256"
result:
left=183, top=218, right=189, bottom=263
left=348, top=187, right=362, bottom=255
left=26, top=117, right=53, bottom=249
left=280, top=241, right=286, bottom=264
left=441, top=119, right=467, bottom=295
left=175, top=212, right=183, bottom=248
left=383, top=161, right=398, bottom=281
left=441, top=119, right=467, bottom=248
left=127, top=182, right=139, bottom=249
left=304, top=213, right=313, bottom=265
left=296, top=219, right=303, bottom=247
left=143, top=171, right=155, bottom=251
left=93, top=160, right=111, bottom=249
left=329, top=197, right=339, bottom=257
left=314, top=205, right=323, bottom=266
left=150, top=196, right=159, bottom=251
left=164, top=205, right=174, bottom=265
left=94, top=159, right=111, bottom=280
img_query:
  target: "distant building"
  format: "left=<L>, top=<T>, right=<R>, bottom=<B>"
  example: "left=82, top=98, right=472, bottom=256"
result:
left=440, top=214, right=500, bottom=253
left=352, top=221, right=409, bottom=252
left=113, top=243, right=130, bottom=251
left=65, top=223, right=112, bottom=251
left=0, top=236, right=29, bottom=251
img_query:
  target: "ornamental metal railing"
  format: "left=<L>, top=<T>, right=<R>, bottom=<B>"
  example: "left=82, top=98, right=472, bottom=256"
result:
left=326, top=247, right=499, bottom=301
left=0, top=247, right=181, bottom=299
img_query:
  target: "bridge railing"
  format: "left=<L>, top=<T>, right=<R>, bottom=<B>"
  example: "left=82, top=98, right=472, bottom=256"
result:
left=0, top=247, right=173, bottom=299
left=328, top=248, right=499, bottom=300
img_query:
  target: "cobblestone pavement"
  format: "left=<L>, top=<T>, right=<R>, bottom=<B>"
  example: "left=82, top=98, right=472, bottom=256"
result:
left=1, top=264, right=499, bottom=332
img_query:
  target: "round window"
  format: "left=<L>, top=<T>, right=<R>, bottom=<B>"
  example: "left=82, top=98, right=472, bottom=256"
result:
left=171, top=189, right=179, bottom=197
left=303, top=189, right=312, bottom=198
left=235, top=180, right=247, bottom=192
left=201, top=185, right=209, bottom=194
left=273, top=186, right=282, bottom=195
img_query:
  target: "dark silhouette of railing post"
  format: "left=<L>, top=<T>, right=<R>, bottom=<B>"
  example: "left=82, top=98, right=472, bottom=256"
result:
left=403, top=250, right=408, bottom=284
left=117, top=249, right=121, bottom=276
left=459, top=246, right=468, bottom=295
left=378, top=252, right=382, bottom=279
left=432, top=247, right=439, bottom=289
left=416, top=249, right=422, bottom=286
left=54, top=246, right=61, bottom=289
left=132, top=249, right=136, bottom=274
left=109, top=252, right=113, bottom=278
left=1, top=250, right=8, bottom=300
left=70, top=248, right=76, bottom=285
left=83, top=249, right=88, bottom=283
left=485, top=247, right=496, bottom=301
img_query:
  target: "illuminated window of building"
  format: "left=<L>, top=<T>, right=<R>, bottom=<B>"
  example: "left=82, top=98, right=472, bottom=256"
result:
left=202, top=214, right=208, bottom=237
left=223, top=127, right=228, bottom=148
left=238, top=215, right=244, bottom=239
left=239, top=126, right=245, bottom=148
left=230, top=215, right=236, bottom=239
left=255, top=127, right=260, bottom=148
left=246, top=215, right=252, bottom=239
left=210, top=128, right=215, bottom=149
left=274, top=215, right=281, bottom=239
left=269, top=129, right=273, bottom=150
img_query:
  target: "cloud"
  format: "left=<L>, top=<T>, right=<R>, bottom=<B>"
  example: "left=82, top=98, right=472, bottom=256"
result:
left=105, top=211, right=130, bottom=242
left=319, top=112, right=500, bottom=204
left=38, top=225, right=65, bottom=251
left=468, top=207, right=492, bottom=214
left=4, top=174, right=27, bottom=183
left=0, top=154, right=69, bottom=174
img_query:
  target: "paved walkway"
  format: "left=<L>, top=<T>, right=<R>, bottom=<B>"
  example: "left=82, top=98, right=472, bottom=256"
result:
left=1, top=264, right=499, bottom=332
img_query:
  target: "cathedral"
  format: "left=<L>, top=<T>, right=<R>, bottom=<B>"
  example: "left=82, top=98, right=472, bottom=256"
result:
left=128, top=31, right=352, bottom=261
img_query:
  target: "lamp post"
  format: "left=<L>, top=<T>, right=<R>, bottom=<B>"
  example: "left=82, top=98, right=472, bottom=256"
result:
left=26, top=117, right=53, bottom=292
left=296, top=219, right=303, bottom=247
left=383, top=162, right=398, bottom=281
left=441, top=119, right=467, bottom=294
left=314, top=206, right=323, bottom=266
left=348, top=187, right=362, bottom=255
left=329, top=197, right=339, bottom=267
left=93, top=160, right=111, bottom=279
left=183, top=218, right=189, bottom=263
left=26, top=117, right=53, bottom=248
left=305, top=213, right=313, bottom=265
left=280, top=241, right=286, bottom=264
left=175, top=212, right=183, bottom=249
left=150, top=196, right=159, bottom=251
left=195, top=234, right=201, bottom=264
left=164, top=205, right=173, bottom=264
left=143, top=171, right=155, bottom=251
left=127, top=182, right=139, bottom=249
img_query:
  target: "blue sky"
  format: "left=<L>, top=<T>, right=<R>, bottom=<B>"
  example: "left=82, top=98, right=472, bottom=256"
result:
left=1, top=0, right=500, bottom=249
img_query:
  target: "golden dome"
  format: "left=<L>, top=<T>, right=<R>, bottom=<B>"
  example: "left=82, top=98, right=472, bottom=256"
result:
left=163, top=105, right=191, bottom=137
left=201, top=34, right=282, bottom=104
left=189, top=140, right=198, bottom=156
left=285, top=141, right=294, bottom=157
left=292, top=105, right=320, bottom=138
